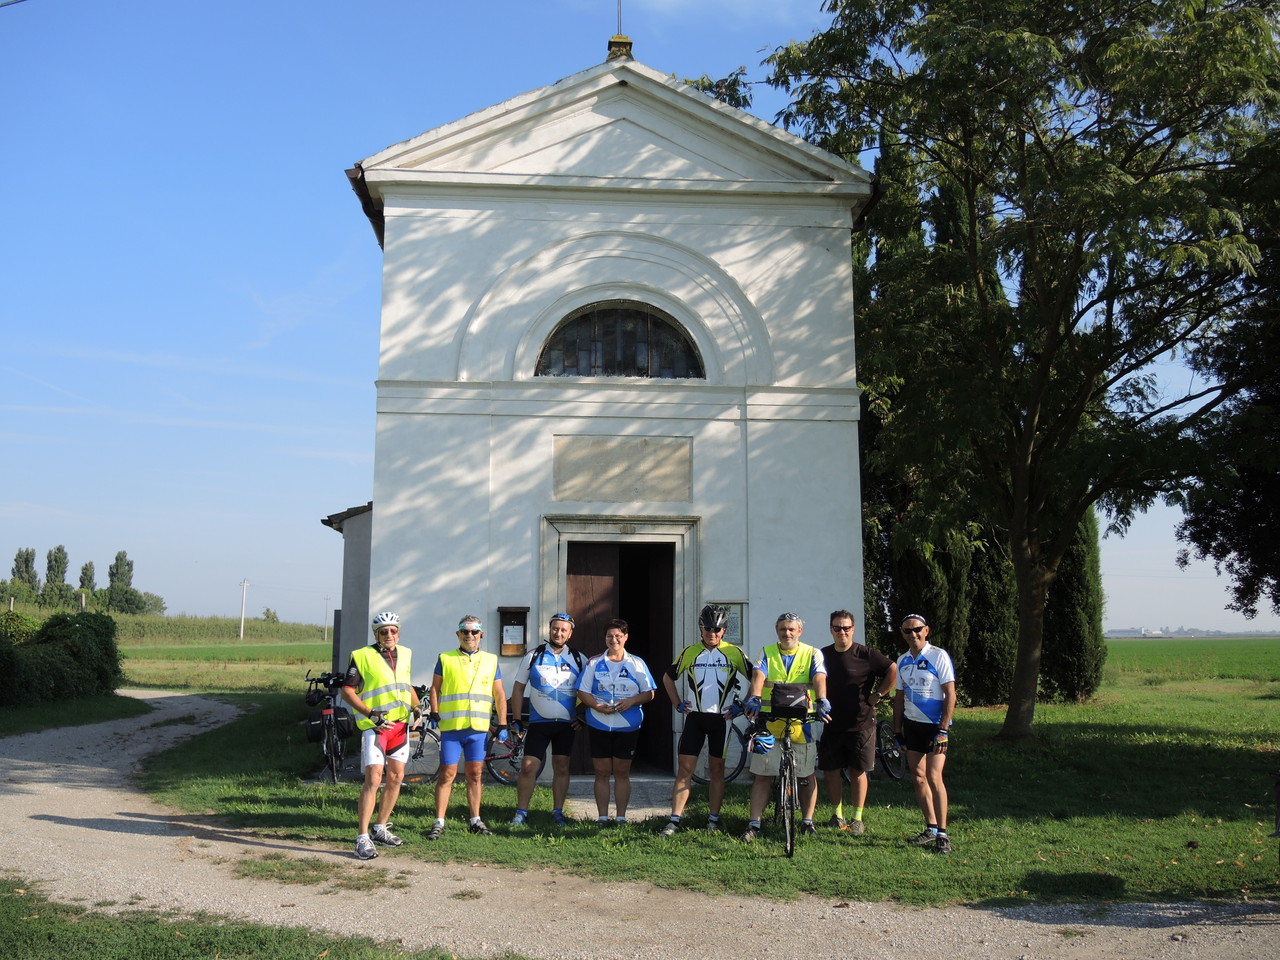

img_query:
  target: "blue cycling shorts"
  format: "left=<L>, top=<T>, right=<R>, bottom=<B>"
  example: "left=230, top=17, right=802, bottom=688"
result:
left=439, top=729, right=488, bottom=766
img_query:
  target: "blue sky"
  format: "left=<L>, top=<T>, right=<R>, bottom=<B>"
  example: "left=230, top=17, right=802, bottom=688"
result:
left=2, top=0, right=1273, bottom=632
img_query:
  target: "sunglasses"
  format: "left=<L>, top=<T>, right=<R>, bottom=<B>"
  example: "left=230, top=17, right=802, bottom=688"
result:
left=459, top=629, right=482, bottom=636
left=902, top=626, right=926, bottom=634
left=831, top=625, right=854, bottom=632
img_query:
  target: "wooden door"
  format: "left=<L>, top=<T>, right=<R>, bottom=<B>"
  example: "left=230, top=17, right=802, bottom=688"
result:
left=565, top=541, right=675, bottom=773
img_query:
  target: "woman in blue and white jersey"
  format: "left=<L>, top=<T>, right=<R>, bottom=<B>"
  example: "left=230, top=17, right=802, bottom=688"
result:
left=575, top=618, right=655, bottom=825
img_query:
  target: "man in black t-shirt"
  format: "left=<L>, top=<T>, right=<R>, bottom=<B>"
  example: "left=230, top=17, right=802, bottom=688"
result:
left=818, top=609, right=897, bottom=836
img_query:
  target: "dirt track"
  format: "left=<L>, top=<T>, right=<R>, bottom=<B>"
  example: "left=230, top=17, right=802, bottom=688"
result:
left=2, top=689, right=1277, bottom=960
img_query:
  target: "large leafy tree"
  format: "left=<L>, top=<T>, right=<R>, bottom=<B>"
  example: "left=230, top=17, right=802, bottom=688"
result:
left=769, top=0, right=1279, bottom=737
left=1174, top=132, right=1280, bottom=618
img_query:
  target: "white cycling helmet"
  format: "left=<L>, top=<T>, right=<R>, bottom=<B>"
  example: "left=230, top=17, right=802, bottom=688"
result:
left=371, top=611, right=401, bottom=631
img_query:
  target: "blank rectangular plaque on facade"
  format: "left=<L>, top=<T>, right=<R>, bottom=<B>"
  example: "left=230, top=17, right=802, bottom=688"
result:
left=553, top=435, right=692, bottom=502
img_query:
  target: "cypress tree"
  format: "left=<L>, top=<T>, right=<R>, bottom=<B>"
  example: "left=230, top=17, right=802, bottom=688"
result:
left=1040, top=511, right=1108, bottom=702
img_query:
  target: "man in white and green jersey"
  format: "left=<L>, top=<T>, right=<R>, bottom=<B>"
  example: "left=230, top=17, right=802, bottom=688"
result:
left=659, top=604, right=751, bottom=836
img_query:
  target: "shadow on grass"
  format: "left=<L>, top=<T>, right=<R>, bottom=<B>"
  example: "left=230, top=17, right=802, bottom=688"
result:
left=950, top=719, right=1277, bottom=822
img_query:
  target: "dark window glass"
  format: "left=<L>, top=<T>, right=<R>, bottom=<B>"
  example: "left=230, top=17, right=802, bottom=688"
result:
left=535, top=301, right=704, bottom=379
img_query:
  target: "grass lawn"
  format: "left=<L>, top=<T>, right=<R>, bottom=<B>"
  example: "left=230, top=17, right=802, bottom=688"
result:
left=0, top=876, right=511, bottom=960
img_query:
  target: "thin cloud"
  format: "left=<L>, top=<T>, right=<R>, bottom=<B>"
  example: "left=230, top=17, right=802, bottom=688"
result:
left=0, top=403, right=343, bottom=437
left=17, top=346, right=367, bottom=389
left=0, top=365, right=94, bottom=403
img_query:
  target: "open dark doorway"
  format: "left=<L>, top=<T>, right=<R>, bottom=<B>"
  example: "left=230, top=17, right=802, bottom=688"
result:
left=566, top=541, right=675, bottom=773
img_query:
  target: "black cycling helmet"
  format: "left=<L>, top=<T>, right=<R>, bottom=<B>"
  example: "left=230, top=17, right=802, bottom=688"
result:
left=698, top=604, right=729, bottom=632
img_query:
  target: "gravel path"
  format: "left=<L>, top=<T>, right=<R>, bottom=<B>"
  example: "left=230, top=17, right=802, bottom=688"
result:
left=2, top=689, right=1276, bottom=960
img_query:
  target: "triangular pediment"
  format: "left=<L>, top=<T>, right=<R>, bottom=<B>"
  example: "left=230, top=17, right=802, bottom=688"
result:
left=357, top=59, right=871, bottom=189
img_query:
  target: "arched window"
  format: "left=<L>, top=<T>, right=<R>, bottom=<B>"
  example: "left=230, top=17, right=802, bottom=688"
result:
left=535, top=300, right=704, bottom=378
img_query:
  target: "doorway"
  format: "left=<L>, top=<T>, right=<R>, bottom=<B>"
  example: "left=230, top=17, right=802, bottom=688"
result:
left=565, top=541, right=674, bottom=773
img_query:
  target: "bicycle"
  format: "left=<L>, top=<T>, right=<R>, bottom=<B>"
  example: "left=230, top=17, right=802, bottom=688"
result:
left=874, top=715, right=907, bottom=781
left=404, top=723, right=442, bottom=785
left=484, top=726, right=524, bottom=785
left=304, top=670, right=355, bottom=784
left=765, top=711, right=819, bottom=858
left=403, top=684, right=441, bottom=786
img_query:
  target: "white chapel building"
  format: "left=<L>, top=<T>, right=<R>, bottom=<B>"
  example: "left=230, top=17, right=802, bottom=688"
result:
left=325, top=40, right=875, bottom=769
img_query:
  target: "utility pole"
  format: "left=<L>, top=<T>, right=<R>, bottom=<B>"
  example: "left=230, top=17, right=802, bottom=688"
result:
left=238, top=579, right=250, bottom=639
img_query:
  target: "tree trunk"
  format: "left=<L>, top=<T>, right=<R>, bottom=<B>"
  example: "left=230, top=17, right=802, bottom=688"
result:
left=998, top=539, right=1053, bottom=740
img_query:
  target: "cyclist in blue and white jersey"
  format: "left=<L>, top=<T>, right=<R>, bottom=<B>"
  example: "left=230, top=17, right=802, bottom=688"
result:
left=892, top=613, right=956, bottom=854
left=508, top=613, right=586, bottom=828
left=659, top=604, right=750, bottom=836
left=575, top=619, right=656, bottom=825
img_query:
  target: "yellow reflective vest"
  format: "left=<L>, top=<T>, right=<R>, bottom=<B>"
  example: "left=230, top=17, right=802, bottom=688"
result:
left=350, top=644, right=413, bottom=731
left=761, top=642, right=816, bottom=743
left=438, top=649, right=498, bottom=732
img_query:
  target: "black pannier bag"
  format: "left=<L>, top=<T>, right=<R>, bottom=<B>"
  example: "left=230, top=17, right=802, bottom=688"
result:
left=305, top=706, right=357, bottom=742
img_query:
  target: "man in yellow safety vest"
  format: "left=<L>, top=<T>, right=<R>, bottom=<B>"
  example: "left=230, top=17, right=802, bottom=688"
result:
left=740, top=612, right=830, bottom=842
left=426, top=615, right=508, bottom=839
left=342, top=611, right=420, bottom=860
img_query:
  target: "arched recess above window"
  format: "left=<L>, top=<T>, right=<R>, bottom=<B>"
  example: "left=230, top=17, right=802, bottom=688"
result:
left=535, top=300, right=705, bottom=379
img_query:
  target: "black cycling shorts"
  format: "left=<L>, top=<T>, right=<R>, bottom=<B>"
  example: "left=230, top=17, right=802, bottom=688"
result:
left=817, top=725, right=876, bottom=774
left=521, top=721, right=576, bottom=765
left=588, top=726, right=640, bottom=760
left=676, top=711, right=727, bottom=759
left=902, top=717, right=944, bottom=754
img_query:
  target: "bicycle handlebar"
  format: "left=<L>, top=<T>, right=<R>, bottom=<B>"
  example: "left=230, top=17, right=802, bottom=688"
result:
left=304, top=670, right=345, bottom=693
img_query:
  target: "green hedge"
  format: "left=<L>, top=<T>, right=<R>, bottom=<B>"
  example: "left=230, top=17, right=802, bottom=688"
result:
left=2, top=612, right=123, bottom=707
left=0, top=610, right=40, bottom=645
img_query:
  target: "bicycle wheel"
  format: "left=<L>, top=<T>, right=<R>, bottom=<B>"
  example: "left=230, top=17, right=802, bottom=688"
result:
left=484, top=733, right=522, bottom=785
left=404, top=726, right=441, bottom=786
left=876, top=719, right=906, bottom=781
left=779, top=748, right=797, bottom=858
left=323, top=718, right=343, bottom=784
left=692, top=722, right=748, bottom=786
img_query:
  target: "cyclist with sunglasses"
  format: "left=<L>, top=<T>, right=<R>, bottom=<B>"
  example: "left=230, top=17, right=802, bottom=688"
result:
left=819, top=609, right=897, bottom=836
left=739, top=612, right=829, bottom=842
left=426, top=615, right=508, bottom=840
left=508, top=612, right=586, bottom=828
left=893, top=614, right=956, bottom=854
left=343, top=611, right=421, bottom=860
left=659, top=603, right=751, bottom=836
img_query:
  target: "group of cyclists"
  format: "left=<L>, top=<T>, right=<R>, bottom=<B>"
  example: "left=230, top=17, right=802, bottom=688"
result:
left=339, top=604, right=955, bottom=859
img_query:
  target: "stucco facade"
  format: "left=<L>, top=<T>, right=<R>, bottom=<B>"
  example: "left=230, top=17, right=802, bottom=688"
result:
left=332, top=52, right=874, bottom=698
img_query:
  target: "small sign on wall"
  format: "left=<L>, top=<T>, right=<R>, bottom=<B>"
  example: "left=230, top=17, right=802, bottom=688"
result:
left=497, top=606, right=529, bottom=657
left=715, top=602, right=746, bottom=654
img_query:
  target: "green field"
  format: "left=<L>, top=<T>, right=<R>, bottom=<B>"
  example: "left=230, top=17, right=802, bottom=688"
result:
left=120, top=641, right=334, bottom=693
left=1105, top=636, right=1280, bottom=682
